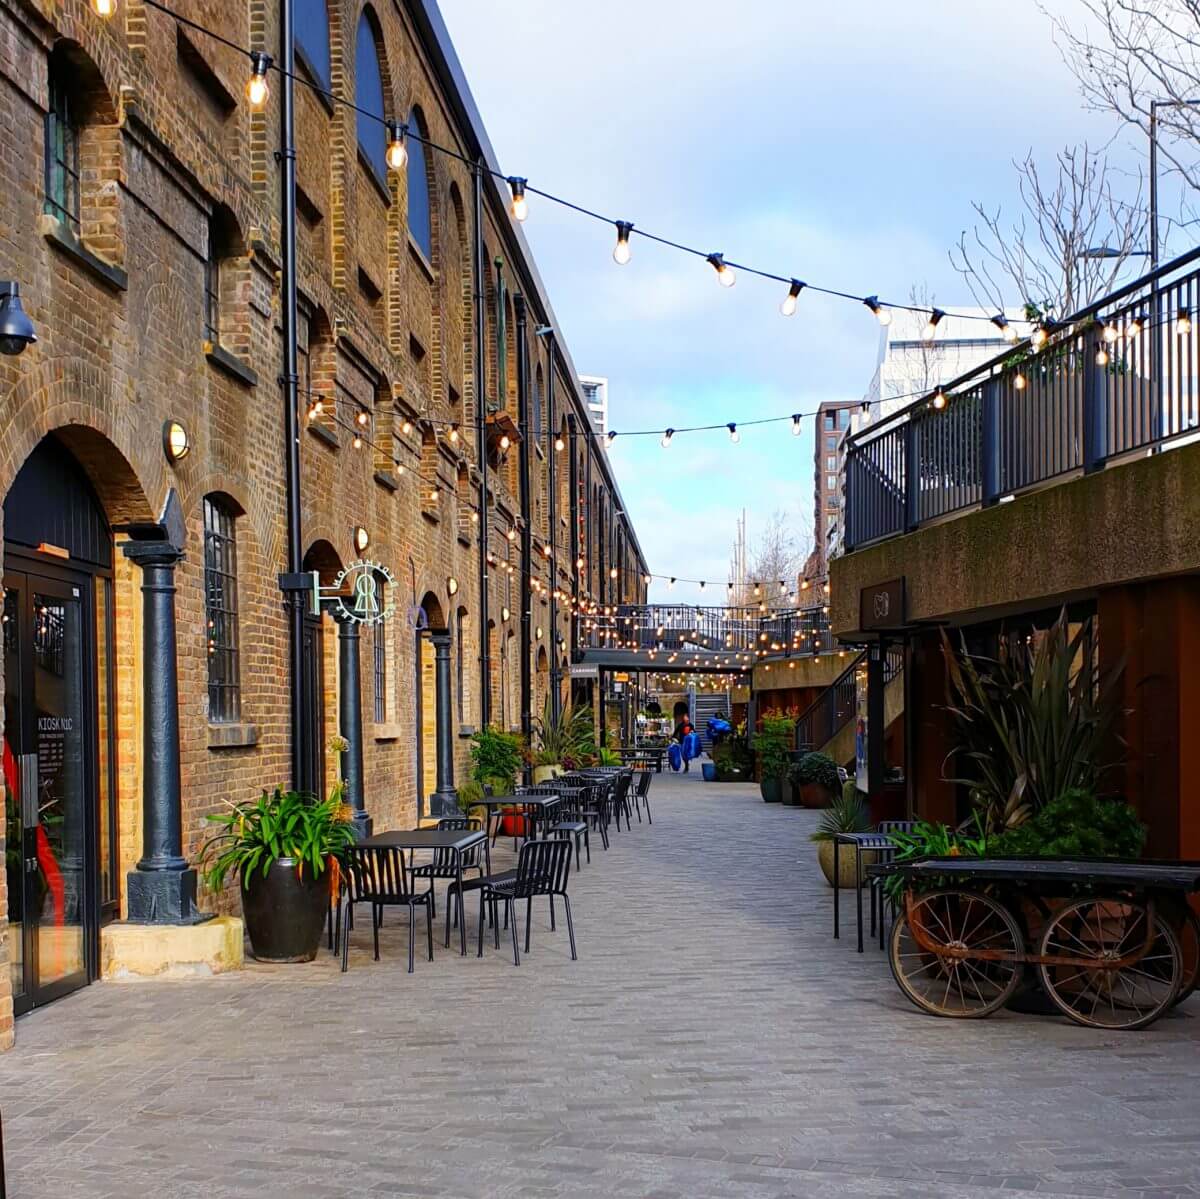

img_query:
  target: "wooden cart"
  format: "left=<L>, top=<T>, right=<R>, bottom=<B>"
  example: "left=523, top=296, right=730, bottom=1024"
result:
left=870, top=857, right=1200, bottom=1030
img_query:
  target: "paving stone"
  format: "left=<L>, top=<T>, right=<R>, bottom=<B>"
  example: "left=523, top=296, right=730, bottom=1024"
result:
left=1, top=772, right=1199, bottom=1198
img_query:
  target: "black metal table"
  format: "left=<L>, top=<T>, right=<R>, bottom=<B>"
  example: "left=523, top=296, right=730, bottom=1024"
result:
left=832, top=832, right=897, bottom=953
left=357, top=827, right=489, bottom=956
left=475, top=794, right=562, bottom=846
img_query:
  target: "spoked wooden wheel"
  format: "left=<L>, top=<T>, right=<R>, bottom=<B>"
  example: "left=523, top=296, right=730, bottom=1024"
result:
left=889, top=890, right=1023, bottom=1018
left=1037, top=899, right=1182, bottom=1030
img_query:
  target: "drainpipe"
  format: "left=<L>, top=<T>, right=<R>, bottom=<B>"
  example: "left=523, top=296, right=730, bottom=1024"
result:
left=472, top=162, right=490, bottom=727
left=545, top=333, right=560, bottom=719
left=514, top=294, right=533, bottom=754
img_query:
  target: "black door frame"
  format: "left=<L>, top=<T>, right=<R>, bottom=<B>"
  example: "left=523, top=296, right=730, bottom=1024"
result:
left=4, top=547, right=107, bottom=1015
left=300, top=612, right=325, bottom=797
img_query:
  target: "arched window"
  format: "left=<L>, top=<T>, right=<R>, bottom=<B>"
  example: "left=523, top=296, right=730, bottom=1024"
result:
left=532, top=363, right=544, bottom=445
left=203, top=495, right=241, bottom=722
left=355, top=11, right=387, bottom=182
left=407, top=108, right=433, bottom=259
left=45, top=52, right=80, bottom=230
left=296, top=0, right=331, bottom=90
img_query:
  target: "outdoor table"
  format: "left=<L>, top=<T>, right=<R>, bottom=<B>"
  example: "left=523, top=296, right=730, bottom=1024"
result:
left=357, top=827, right=489, bottom=956
left=476, top=794, right=562, bottom=845
left=832, top=831, right=898, bottom=953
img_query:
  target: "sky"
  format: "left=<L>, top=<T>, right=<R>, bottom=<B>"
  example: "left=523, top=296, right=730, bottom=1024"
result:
left=437, top=0, right=1153, bottom=606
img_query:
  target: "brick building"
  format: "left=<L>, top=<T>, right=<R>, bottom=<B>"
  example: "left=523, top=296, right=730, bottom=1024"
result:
left=0, top=0, right=646, bottom=1045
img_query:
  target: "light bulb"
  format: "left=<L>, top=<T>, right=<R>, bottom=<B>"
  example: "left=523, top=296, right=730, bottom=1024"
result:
left=605, top=430, right=616, bottom=447
left=1128, top=315, right=1145, bottom=338
left=613, top=221, right=633, bottom=265
left=1178, top=312, right=1193, bottom=335
left=931, top=390, right=947, bottom=410
left=864, top=296, right=891, bottom=326
left=507, top=527, right=517, bottom=542
left=707, top=253, right=735, bottom=288
left=385, top=122, right=408, bottom=171
left=499, top=433, right=510, bottom=450
left=661, top=428, right=674, bottom=448
left=90, top=0, right=116, bottom=16
left=449, top=424, right=460, bottom=444
left=1102, top=322, right=1120, bottom=343
left=727, top=423, right=739, bottom=444
left=554, top=433, right=565, bottom=451
left=401, top=419, right=412, bottom=435
left=1096, top=345, right=1109, bottom=366
left=780, top=279, right=804, bottom=317
left=1031, top=322, right=1051, bottom=350
left=352, top=434, right=363, bottom=449
left=508, top=176, right=528, bottom=222
left=1013, top=372, right=1027, bottom=391
left=356, top=410, right=369, bottom=427
left=791, top=414, right=802, bottom=436
left=245, top=51, right=272, bottom=110
left=922, top=308, right=945, bottom=341
left=609, top=567, right=618, bottom=579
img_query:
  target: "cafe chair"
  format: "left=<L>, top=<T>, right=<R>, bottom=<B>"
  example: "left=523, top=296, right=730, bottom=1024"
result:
left=408, top=817, right=485, bottom=943
left=477, top=838, right=576, bottom=966
left=341, top=845, right=433, bottom=974
left=632, top=770, right=653, bottom=824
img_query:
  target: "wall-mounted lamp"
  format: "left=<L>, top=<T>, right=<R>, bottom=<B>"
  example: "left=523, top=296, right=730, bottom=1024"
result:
left=501, top=606, right=510, bottom=621
left=447, top=575, right=459, bottom=596
left=0, top=282, right=37, bottom=356
left=162, top=419, right=190, bottom=463
left=353, top=526, right=370, bottom=553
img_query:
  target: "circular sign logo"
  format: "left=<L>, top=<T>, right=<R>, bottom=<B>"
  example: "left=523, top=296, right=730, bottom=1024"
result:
left=329, top=559, right=398, bottom=625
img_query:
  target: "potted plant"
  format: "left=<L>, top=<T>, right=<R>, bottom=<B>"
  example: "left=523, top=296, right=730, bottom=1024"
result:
left=199, top=786, right=356, bottom=963
left=752, top=713, right=795, bottom=803
left=790, top=751, right=840, bottom=808
left=467, top=724, right=524, bottom=834
left=810, top=781, right=871, bottom=886
left=712, top=731, right=754, bottom=782
left=530, top=700, right=593, bottom=782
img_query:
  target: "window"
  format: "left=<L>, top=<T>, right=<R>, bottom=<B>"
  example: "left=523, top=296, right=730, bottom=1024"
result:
left=824, top=413, right=834, bottom=430
left=532, top=364, right=544, bottom=445
left=203, top=496, right=241, bottom=722
left=373, top=617, right=387, bottom=722
left=45, top=63, right=80, bottom=230
left=826, top=455, right=837, bottom=470
left=456, top=608, right=466, bottom=723
left=826, top=436, right=837, bottom=451
left=296, top=0, right=331, bottom=90
left=203, top=215, right=220, bottom=343
left=837, top=408, right=849, bottom=428
left=407, top=108, right=432, bottom=258
left=355, top=11, right=387, bottom=182
left=826, top=474, right=837, bottom=491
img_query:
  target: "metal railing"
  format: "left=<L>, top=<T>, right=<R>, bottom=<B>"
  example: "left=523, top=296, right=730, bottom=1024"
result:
left=578, top=603, right=833, bottom=661
left=845, top=246, right=1200, bottom=550
left=795, top=646, right=903, bottom=752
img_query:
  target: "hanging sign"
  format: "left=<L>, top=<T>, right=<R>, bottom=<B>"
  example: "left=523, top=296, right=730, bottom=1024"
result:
left=311, top=560, right=398, bottom=625
left=859, top=577, right=906, bottom=632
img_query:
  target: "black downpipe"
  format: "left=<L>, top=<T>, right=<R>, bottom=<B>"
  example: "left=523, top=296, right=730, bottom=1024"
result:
left=545, top=335, right=559, bottom=719
left=280, top=0, right=305, bottom=790
left=472, top=163, right=490, bottom=727
left=567, top=413, right=578, bottom=699
left=515, top=295, right=533, bottom=753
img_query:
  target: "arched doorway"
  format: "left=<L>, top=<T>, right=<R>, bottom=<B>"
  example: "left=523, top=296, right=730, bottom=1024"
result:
left=415, top=592, right=446, bottom=817
left=301, top=540, right=343, bottom=798
left=3, top=435, right=124, bottom=1013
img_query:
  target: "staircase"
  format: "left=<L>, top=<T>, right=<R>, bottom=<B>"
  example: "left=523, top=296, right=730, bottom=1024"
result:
left=691, top=689, right=731, bottom=752
left=794, top=647, right=904, bottom=765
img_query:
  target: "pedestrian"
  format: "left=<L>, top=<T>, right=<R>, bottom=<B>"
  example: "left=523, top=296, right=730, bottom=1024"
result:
left=673, top=708, right=694, bottom=772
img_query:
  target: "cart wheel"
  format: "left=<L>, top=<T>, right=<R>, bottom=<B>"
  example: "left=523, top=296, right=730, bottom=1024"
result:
left=1171, top=906, right=1200, bottom=1007
left=1038, top=899, right=1182, bottom=1030
left=889, top=889, right=1023, bottom=1019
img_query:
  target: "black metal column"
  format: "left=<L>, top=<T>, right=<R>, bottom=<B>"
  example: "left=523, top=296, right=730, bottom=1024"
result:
left=473, top=162, right=491, bottom=727
left=122, top=539, right=204, bottom=924
left=867, top=640, right=886, bottom=798
left=430, top=631, right=457, bottom=816
left=335, top=615, right=371, bottom=836
left=515, top=294, right=533, bottom=748
left=545, top=332, right=560, bottom=719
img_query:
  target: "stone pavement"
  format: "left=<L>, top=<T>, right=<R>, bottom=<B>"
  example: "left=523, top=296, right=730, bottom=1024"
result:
left=3, top=772, right=1200, bottom=1199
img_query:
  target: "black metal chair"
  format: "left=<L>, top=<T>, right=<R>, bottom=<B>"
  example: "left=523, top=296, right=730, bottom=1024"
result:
left=577, top=778, right=612, bottom=850
left=492, top=786, right=557, bottom=848
left=611, top=771, right=635, bottom=832
left=409, top=817, right=484, bottom=943
left=632, top=770, right=653, bottom=824
left=477, top=838, right=576, bottom=965
left=341, top=845, right=433, bottom=974
left=547, top=785, right=591, bottom=869
left=872, top=819, right=917, bottom=949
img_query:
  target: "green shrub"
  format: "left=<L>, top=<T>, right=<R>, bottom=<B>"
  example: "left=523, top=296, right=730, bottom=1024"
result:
left=713, top=735, right=754, bottom=781
left=989, top=789, right=1145, bottom=860
left=810, top=782, right=870, bottom=843
left=752, top=713, right=796, bottom=780
left=468, top=725, right=524, bottom=794
left=789, top=751, right=840, bottom=793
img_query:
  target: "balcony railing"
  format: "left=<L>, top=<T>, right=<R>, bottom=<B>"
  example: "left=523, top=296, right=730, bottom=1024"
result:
left=795, top=645, right=903, bottom=752
left=844, top=246, right=1200, bottom=550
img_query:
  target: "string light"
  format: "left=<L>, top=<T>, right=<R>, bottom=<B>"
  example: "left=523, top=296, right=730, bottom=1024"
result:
left=90, top=0, right=115, bottom=16
left=1013, top=372, right=1027, bottom=391
left=863, top=296, right=892, bottom=327
left=385, top=122, right=408, bottom=171
left=780, top=279, right=805, bottom=317
left=449, top=423, right=460, bottom=444
left=356, top=410, right=369, bottom=427
left=922, top=308, right=946, bottom=341
left=245, top=51, right=272, bottom=109
left=991, top=314, right=1020, bottom=344
left=727, top=423, right=739, bottom=444
left=1031, top=321, right=1052, bottom=350
left=707, top=253, right=736, bottom=288
left=931, top=389, right=947, bottom=410
left=612, top=221, right=633, bottom=265
left=660, top=428, right=674, bottom=448
left=1177, top=310, right=1193, bottom=335
left=508, top=176, right=528, bottom=222
left=1127, top=314, right=1145, bottom=338
left=605, top=430, right=617, bottom=448
left=507, top=527, right=517, bottom=542
left=1102, top=321, right=1120, bottom=343
left=791, top=414, right=802, bottom=436
left=554, top=431, right=565, bottom=451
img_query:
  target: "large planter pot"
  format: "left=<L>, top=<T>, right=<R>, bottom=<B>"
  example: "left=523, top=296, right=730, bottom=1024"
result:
left=817, top=840, right=877, bottom=888
left=760, top=776, right=784, bottom=803
left=240, top=858, right=330, bottom=963
left=532, top=764, right=562, bottom=784
left=799, top=782, right=835, bottom=809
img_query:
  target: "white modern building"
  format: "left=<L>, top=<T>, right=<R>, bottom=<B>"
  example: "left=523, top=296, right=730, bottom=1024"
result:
left=579, top=375, right=609, bottom=439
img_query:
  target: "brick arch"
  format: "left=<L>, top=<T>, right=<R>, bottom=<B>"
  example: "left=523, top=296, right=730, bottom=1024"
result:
left=0, top=357, right=161, bottom=525
left=184, top=468, right=278, bottom=567
left=300, top=518, right=350, bottom=573
left=45, top=6, right=124, bottom=120
left=418, top=589, right=446, bottom=631
left=135, top=261, right=203, bottom=373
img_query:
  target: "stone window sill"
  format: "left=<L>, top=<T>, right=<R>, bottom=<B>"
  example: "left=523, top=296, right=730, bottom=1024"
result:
left=307, top=421, right=339, bottom=449
left=373, top=722, right=402, bottom=741
left=40, top=214, right=128, bottom=292
left=205, top=343, right=258, bottom=388
left=208, top=721, right=259, bottom=750
left=407, top=236, right=436, bottom=282
left=374, top=469, right=398, bottom=492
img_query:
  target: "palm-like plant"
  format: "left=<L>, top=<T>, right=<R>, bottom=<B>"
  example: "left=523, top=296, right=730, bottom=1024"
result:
left=531, top=700, right=593, bottom=764
left=941, top=611, right=1126, bottom=834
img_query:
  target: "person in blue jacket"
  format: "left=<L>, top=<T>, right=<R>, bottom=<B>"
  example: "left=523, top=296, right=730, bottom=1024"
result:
left=673, top=708, right=694, bottom=772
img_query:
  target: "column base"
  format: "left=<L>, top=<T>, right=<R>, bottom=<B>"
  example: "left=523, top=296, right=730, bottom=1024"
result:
left=349, top=809, right=374, bottom=839
left=429, top=788, right=460, bottom=819
left=126, top=866, right=210, bottom=925
left=101, top=915, right=244, bottom=979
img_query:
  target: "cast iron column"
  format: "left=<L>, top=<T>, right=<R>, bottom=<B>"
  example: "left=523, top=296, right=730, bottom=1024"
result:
left=430, top=631, right=457, bottom=816
left=122, top=539, right=203, bottom=924
left=515, top=294, right=533, bottom=749
left=472, top=161, right=491, bottom=726
left=335, top=614, right=370, bottom=837
left=545, top=332, right=560, bottom=719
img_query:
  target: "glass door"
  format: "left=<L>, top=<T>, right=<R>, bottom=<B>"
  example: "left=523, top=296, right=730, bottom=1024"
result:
left=4, top=570, right=93, bottom=1012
